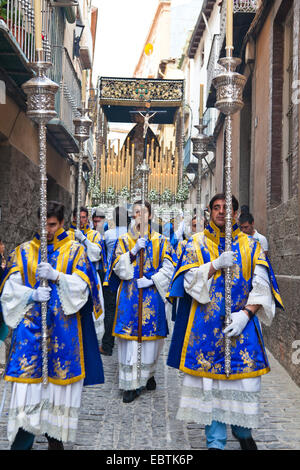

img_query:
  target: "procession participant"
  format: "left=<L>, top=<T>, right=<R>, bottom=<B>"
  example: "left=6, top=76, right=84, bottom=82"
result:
left=104, top=200, right=175, bottom=403
left=68, top=206, right=106, bottom=338
left=69, top=206, right=107, bottom=275
left=167, top=193, right=283, bottom=450
left=238, top=209, right=269, bottom=257
left=92, top=208, right=106, bottom=234
left=0, top=201, right=104, bottom=450
left=100, top=206, right=129, bottom=356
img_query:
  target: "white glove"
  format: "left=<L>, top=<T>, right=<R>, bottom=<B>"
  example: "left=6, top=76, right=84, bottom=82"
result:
left=32, top=286, right=51, bottom=302
left=75, top=229, right=86, bottom=243
left=223, top=310, right=249, bottom=337
left=212, top=251, right=234, bottom=270
left=36, top=262, right=59, bottom=282
left=137, top=276, right=154, bottom=289
left=131, top=237, right=146, bottom=256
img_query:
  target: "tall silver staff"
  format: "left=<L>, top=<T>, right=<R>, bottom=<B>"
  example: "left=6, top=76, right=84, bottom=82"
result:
left=73, top=78, right=92, bottom=229
left=22, top=39, right=59, bottom=384
left=191, top=118, right=210, bottom=231
left=212, top=0, right=246, bottom=377
left=132, top=111, right=151, bottom=386
left=136, top=160, right=150, bottom=385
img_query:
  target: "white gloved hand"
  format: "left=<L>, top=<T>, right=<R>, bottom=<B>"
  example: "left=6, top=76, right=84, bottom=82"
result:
left=36, top=262, right=59, bottom=282
left=131, top=237, right=146, bottom=256
left=31, top=286, right=51, bottom=302
left=223, top=310, right=249, bottom=337
left=137, top=276, right=154, bottom=289
left=212, top=251, right=234, bottom=270
left=75, top=229, right=86, bottom=243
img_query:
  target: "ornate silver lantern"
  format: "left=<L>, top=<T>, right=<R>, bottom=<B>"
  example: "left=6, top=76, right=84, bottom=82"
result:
left=212, top=53, right=246, bottom=378
left=22, top=61, right=59, bottom=386
left=191, top=119, right=211, bottom=231
left=73, top=107, right=92, bottom=229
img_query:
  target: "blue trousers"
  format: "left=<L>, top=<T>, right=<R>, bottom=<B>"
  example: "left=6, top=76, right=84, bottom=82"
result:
left=205, top=420, right=252, bottom=450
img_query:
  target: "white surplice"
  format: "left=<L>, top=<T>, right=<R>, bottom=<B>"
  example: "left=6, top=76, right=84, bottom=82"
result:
left=114, top=254, right=174, bottom=390
left=0, top=271, right=89, bottom=444
left=177, top=263, right=275, bottom=429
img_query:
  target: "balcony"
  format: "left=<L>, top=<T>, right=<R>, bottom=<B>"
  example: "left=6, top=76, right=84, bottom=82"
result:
left=0, top=0, right=52, bottom=88
left=0, top=1, right=85, bottom=155
left=79, top=22, right=93, bottom=69
left=47, top=46, right=81, bottom=154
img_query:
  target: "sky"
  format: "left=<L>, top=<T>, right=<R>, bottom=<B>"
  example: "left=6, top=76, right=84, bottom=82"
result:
left=91, top=0, right=199, bottom=83
left=92, top=0, right=159, bottom=81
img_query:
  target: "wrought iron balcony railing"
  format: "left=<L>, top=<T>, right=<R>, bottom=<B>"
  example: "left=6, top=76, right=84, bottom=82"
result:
left=48, top=45, right=82, bottom=153
left=233, top=0, right=258, bottom=13
left=1, top=0, right=52, bottom=62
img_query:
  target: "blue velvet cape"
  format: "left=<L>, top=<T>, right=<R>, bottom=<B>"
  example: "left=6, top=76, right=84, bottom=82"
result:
left=167, top=221, right=284, bottom=380
left=0, top=228, right=104, bottom=386
left=104, top=226, right=174, bottom=341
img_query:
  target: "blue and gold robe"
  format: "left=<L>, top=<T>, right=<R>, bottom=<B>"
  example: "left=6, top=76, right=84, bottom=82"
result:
left=167, top=221, right=284, bottom=380
left=0, top=228, right=104, bottom=386
left=104, top=226, right=174, bottom=341
left=68, top=222, right=107, bottom=274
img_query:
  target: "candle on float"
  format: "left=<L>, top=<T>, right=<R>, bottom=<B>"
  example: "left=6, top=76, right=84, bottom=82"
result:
left=34, top=0, right=43, bottom=52
left=199, top=84, right=204, bottom=118
left=131, top=143, right=135, bottom=178
left=226, top=0, right=233, bottom=51
left=126, top=156, right=129, bottom=189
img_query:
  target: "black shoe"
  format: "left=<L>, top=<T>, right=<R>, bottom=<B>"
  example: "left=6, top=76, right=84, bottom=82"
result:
left=100, top=346, right=112, bottom=356
left=45, top=434, right=64, bottom=450
left=123, top=390, right=139, bottom=403
left=146, top=376, right=156, bottom=391
left=232, top=431, right=257, bottom=450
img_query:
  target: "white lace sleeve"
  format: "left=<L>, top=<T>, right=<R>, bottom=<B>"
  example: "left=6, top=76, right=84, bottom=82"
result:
left=151, top=259, right=175, bottom=302
left=246, top=264, right=275, bottom=326
left=83, top=238, right=101, bottom=263
left=56, top=272, right=89, bottom=315
left=113, top=251, right=134, bottom=280
left=0, top=272, right=33, bottom=329
left=184, top=263, right=213, bottom=304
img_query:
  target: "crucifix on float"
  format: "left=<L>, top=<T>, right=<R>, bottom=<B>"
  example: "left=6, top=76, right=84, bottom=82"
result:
left=129, top=110, right=166, bottom=138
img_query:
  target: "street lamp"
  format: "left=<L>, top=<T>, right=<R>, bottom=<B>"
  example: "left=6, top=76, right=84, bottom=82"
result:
left=73, top=20, right=85, bottom=58
left=191, top=117, right=210, bottom=232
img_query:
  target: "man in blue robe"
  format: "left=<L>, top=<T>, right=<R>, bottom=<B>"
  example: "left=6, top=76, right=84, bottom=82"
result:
left=68, top=205, right=107, bottom=342
left=104, top=200, right=175, bottom=403
left=0, top=201, right=104, bottom=450
left=167, top=193, right=284, bottom=450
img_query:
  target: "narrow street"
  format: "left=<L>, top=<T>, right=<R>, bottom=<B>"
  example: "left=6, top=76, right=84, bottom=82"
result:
left=0, top=322, right=299, bottom=451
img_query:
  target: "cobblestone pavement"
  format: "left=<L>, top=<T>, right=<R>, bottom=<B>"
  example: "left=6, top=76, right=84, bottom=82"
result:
left=0, top=328, right=300, bottom=451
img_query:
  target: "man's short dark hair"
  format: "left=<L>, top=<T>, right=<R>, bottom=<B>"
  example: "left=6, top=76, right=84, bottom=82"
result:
left=38, top=201, right=65, bottom=223
left=133, top=200, right=152, bottom=217
left=73, top=206, right=89, bottom=218
left=239, top=212, right=254, bottom=225
left=209, top=193, right=239, bottom=213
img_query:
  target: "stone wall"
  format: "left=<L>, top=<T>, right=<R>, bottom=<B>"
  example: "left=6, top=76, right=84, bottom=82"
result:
left=251, top=0, right=300, bottom=387
left=264, top=196, right=300, bottom=387
left=0, top=143, right=72, bottom=255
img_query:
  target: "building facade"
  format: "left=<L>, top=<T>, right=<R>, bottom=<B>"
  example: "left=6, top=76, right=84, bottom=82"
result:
left=0, top=0, right=97, bottom=253
left=180, top=0, right=300, bottom=386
